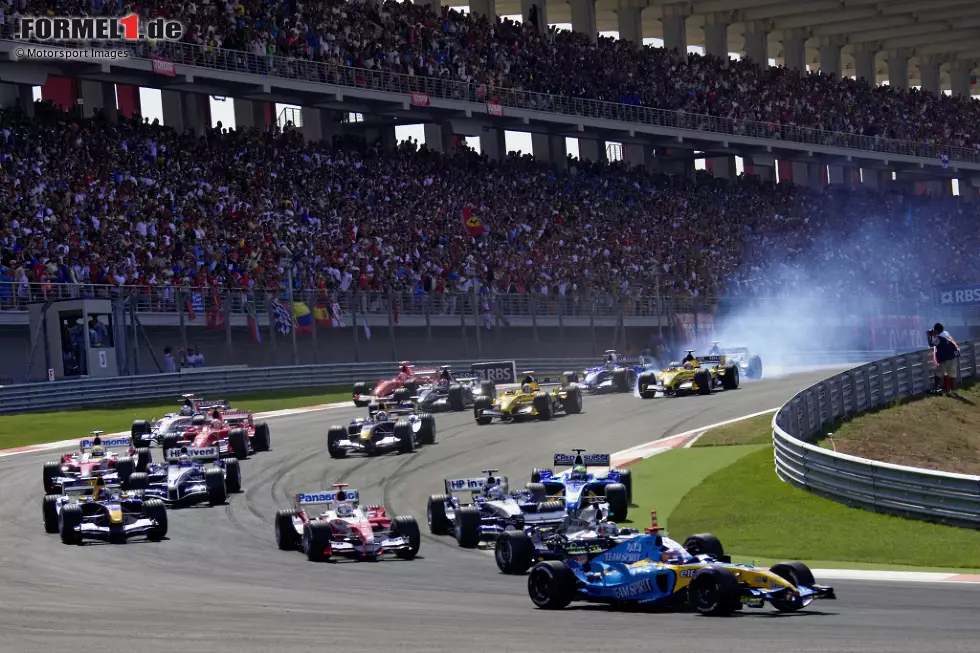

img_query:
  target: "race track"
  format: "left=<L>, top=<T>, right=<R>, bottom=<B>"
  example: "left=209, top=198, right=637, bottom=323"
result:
left=2, top=367, right=978, bottom=653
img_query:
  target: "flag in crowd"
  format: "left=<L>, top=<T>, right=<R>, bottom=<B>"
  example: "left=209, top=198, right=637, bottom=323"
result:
left=363, top=318, right=372, bottom=340
left=462, top=206, right=487, bottom=236
left=206, top=295, right=225, bottom=330
left=293, top=301, right=313, bottom=334
left=272, top=299, right=292, bottom=335
left=941, top=153, right=949, bottom=169
left=185, top=292, right=204, bottom=321
left=246, top=302, right=262, bottom=343
left=483, top=297, right=493, bottom=330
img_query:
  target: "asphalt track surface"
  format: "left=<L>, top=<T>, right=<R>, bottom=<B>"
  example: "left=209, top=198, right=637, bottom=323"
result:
left=2, top=368, right=978, bottom=653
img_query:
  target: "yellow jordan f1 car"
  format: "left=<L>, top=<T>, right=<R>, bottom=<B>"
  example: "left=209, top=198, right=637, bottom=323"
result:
left=473, top=372, right=583, bottom=424
left=636, top=351, right=740, bottom=399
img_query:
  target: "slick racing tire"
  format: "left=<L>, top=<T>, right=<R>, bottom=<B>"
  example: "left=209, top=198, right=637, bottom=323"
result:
left=426, top=494, right=452, bottom=534
left=560, top=386, right=583, bottom=415
left=352, top=382, right=371, bottom=408
left=229, top=428, right=249, bottom=460
left=42, top=461, right=62, bottom=494
left=528, top=561, right=576, bottom=610
left=126, top=472, right=149, bottom=492
left=694, top=369, right=712, bottom=396
left=276, top=510, right=300, bottom=550
left=683, top=533, right=725, bottom=559
left=453, top=505, right=482, bottom=548
left=561, top=371, right=579, bottom=386
left=448, top=384, right=466, bottom=411
left=59, top=504, right=83, bottom=545
left=253, top=422, right=272, bottom=452
left=637, top=371, right=658, bottom=399
left=613, top=468, right=633, bottom=504
left=533, top=392, right=553, bottom=421
left=604, top=483, right=629, bottom=522
left=205, top=467, right=227, bottom=506
left=403, top=380, right=418, bottom=395
left=479, top=380, right=497, bottom=400
left=525, top=482, right=547, bottom=503
left=474, top=396, right=493, bottom=426
left=115, top=457, right=135, bottom=488
left=747, top=355, right=763, bottom=380
left=530, top=468, right=553, bottom=484
left=42, top=494, right=60, bottom=534
left=135, top=447, right=151, bottom=472
left=613, top=368, right=634, bottom=393
left=393, top=387, right=413, bottom=403
left=224, top=458, right=242, bottom=493
left=327, top=426, right=349, bottom=459
left=161, top=435, right=180, bottom=458
left=144, top=499, right=168, bottom=541
left=391, top=515, right=422, bottom=559
left=303, top=521, right=333, bottom=562
left=496, top=531, right=535, bottom=574
left=721, top=364, right=740, bottom=391
left=394, top=420, right=415, bottom=454
left=418, top=413, right=437, bottom=446
left=690, top=567, right=741, bottom=616
left=131, top=419, right=152, bottom=447
left=768, top=561, right=817, bottom=612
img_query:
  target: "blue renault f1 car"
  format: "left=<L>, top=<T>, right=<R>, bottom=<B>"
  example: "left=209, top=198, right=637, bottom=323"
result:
left=530, top=449, right=631, bottom=521
left=574, top=351, right=656, bottom=394
left=526, top=531, right=836, bottom=615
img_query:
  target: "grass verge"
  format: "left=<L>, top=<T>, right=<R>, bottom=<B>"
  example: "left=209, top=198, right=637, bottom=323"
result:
left=0, top=386, right=350, bottom=450
left=692, top=412, right=775, bottom=447
left=626, top=445, right=767, bottom=528
left=818, top=382, right=980, bottom=475
left=668, top=447, right=980, bottom=570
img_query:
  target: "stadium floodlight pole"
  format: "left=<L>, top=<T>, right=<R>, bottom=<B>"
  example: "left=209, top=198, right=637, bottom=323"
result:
left=279, top=246, right=298, bottom=366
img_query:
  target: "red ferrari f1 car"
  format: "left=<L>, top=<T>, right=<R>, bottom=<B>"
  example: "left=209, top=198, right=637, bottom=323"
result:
left=352, top=362, right=439, bottom=407
left=160, top=407, right=270, bottom=460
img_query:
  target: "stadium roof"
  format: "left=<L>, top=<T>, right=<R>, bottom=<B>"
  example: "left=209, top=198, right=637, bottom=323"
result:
left=451, top=0, right=980, bottom=89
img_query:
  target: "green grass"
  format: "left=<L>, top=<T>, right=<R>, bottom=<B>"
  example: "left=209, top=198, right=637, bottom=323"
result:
left=693, top=413, right=776, bottom=447
left=0, top=386, right=350, bottom=450
left=626, top=445, right=768, bottom=528
left=667, top=447, right=980, bottom=570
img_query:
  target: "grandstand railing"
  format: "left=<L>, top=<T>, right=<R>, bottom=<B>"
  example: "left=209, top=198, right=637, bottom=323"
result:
left=0, top=282, right=925, bottom=321
left=2, top=31, right=978, bottom=165
left=772, top=341, right=980, bottom=528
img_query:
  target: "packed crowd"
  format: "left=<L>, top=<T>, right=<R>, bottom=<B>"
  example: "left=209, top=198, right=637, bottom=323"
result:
left=14, top=0, right=980, bottom=153
left=0, top=105, right=976, bottom=312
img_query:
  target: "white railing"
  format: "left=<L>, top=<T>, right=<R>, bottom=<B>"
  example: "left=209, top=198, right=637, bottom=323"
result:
left=772, top=342, right=980, bottom=528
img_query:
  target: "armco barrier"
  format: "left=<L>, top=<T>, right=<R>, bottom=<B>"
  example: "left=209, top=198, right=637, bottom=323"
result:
left=772, top=341, right=980, bottom=528
left=0, top=358, right=596, bottom=414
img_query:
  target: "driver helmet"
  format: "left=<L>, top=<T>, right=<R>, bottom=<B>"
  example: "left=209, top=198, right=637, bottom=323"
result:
left=597, top=521, right=619, bottom=537
left=570, top=465, right=588, bottom=481
left=438, top=377, right=451, bottom=387
left=211, top=408, right=222, bottom=420
left=179, top=453, right=192, bottom=466
left=400, top=364, right=410, bottom=375
left=521, top=383, right=532, bottom=394
left=89, top=446, right=106, bottom=459
left=375, top=410, right=388, bottom=423
left=95, top=486, right=109, bottom=501
left=336, top=503, right=354, bottom=518
left=486, top=486, right=504, bottom=501
left=440, top=368, right=451, bottom=381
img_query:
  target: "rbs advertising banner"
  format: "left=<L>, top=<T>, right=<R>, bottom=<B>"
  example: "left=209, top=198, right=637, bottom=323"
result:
left=938, top=285, right=980, bottom=307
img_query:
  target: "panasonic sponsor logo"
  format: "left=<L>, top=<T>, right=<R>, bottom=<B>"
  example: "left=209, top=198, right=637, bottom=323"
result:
left=613, top=578, right=653, bottom=599
left=297, top=490, right=359, bottom=505
left=80, top=437, right=131, bottom=449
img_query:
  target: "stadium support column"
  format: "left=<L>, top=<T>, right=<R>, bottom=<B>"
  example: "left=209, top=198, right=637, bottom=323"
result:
left=951, top=60, right=972, bottom=98
left=481, top=128, right=507, bottom=162
left=521, top=0, right=549, bottom=33
left=742, top=21, right=769, bottom=67
left=617, top=1, right=643, bottom=46
left=623, top=143, right=647, bottom=168
left=570, top=0, right=597, bottom=43
left=918, top=56, right=941, bottom=94
left=782, top=29, right=807, bottom=72
left=162, top=90, right=210, bottom=135
left=818, top=36, right=843, bottom=77
left=661, top=3, right=689, bottom=58
left=702, top=13, right=729, bottom=59
left=234, top=99, right=267, bottom=130
left=886, top=49, right=910, bottom=91
left=423, top=123, right=455, bottom=152
left=470, top=0, right=496, bottom=19
left=300, top=107, right=341, bottom=144
left=852, top=43, right=878, bottom=86
left=79, top=81, right=118, bottom=123
left=579, top=138, right=606, bottom=164
left=532, top=133, right=567, bottom=169
left=0, top=83, right=35, bottom=116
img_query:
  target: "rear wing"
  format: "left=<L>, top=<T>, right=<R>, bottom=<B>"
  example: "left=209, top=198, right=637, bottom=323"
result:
left=79, top=436, right=132, bottom=451
left=219, top=410, right=252, bottom=423
left=296, top=489, right=360, bottom=506
left=62, top=479, right=124, bottom=495
left=699, top=355, right=723, bottom=365
left=164, top=445, right=220, bottom=461
left=553, top=453, right=611, bottom=467
left=444, top=477, right=509, bottom=494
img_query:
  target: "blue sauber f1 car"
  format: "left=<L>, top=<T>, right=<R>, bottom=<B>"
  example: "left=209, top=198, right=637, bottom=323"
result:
left=526, top=530, right=836, bottom=615
left=574, top=351, right=656, bottom=394
left=530, top=449, right=631, bottom=521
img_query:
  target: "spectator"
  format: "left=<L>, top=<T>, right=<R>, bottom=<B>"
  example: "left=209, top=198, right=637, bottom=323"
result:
left=163, top=346, right=177, bottom=373
left=929, top=323, right=960, bottom=397
left=184, top=347, right=205, bottom=368
left=89, top=316, right=108, bottom=347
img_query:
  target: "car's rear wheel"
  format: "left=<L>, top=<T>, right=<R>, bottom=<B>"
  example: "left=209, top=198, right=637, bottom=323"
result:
left=447, top=385, right=465, bottom=411
left=684, top=533, right=725, bottom=559
left=352, top=382, right=371, bottom=407
left=43, top=461, right=62, bottom=494
left=605, top=483, right=628, bottom=521
left=496, top=531, right=535, bottom=574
